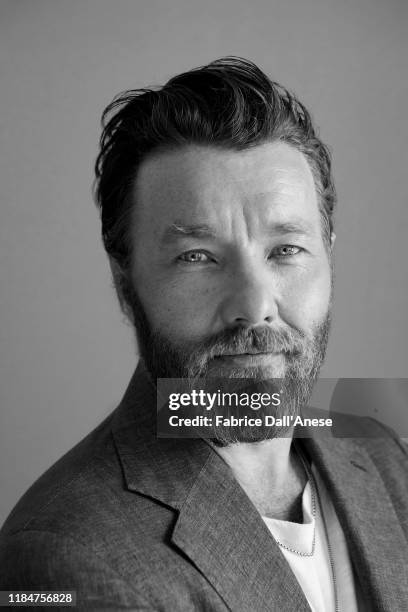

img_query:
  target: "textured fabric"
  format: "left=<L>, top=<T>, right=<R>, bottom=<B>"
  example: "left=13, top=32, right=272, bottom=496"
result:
left=263, top=462, right=365, bottom=611
left=312, top=464, right=363, bottom=612
left=0, top=363, right=408, bottom=611
left=263, top=478, right=338, bottom=612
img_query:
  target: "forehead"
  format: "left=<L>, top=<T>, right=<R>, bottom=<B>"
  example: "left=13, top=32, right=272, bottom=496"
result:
left=132, top=142, right=320, bottom=235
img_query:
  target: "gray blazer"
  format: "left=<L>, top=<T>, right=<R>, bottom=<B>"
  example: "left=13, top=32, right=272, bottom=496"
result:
left=1, top=363, right=408, bottom=611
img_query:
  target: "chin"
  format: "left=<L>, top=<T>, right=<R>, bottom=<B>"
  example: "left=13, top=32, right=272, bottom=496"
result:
left=211, top=423, right=294, bottom=447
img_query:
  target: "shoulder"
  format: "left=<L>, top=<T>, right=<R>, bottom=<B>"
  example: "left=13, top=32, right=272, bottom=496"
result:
left=332, top=412, right=408, bottom=456
left=0, top=404, right=175, bottom=537
left=349, top=416, right=408, bottom=479
left=0, top=409, right=171, bottom=597
left=329, top=410, right=408, bottom=458
left=329, top=412, right=408, bottom=509
left=0, top=411, right=119, bottom=537
left=304, top=407, right=408, bottom=488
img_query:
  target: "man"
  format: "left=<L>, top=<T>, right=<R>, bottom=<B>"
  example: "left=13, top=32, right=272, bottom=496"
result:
left=0, top=57, right=407, bottom=611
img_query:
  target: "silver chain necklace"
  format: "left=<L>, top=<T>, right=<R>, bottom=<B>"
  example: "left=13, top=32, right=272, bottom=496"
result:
left=273, top=442, right=340, bottom=612
left=272, top=444, right=317, bottom=556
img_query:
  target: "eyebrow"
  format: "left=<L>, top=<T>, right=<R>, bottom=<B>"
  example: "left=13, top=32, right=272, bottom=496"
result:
left=270, top=221, right=315, bottom=236
left=161, top=223, right=217, bottom=243
left=161, top=220, right=315, bottom=244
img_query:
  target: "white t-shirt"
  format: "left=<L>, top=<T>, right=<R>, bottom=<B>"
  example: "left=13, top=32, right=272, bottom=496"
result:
left=262, top=464, right=362, bottom=612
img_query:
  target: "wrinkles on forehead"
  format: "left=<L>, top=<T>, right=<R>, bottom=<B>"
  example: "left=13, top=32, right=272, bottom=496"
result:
left=131, top=142, right=322, bottom=256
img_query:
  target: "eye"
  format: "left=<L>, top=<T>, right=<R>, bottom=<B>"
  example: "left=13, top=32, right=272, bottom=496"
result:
left=178, top=250, right=212, bottom=264
left=270, top=245, right=303, bottom=258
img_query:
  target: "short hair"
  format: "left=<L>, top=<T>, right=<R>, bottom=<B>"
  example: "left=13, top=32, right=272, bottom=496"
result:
left=94, top=56, right=336, bottom=275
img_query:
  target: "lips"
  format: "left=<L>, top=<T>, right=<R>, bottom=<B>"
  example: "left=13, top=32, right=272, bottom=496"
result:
left=214, top=353, right=282, bottom=364
left=215, top=351, right=278, bottom=357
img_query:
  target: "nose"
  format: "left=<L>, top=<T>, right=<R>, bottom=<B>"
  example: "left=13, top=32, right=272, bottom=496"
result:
left=218, top=263, right=279, bottom=328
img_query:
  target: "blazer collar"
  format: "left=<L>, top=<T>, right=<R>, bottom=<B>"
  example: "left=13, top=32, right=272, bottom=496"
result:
left=112, top=364, right=408, bottom=611
left=302, top=434, right=408, bottom=610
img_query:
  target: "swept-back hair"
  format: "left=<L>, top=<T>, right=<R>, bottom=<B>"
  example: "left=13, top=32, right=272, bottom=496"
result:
left=94, top=56, right=336, bottom=275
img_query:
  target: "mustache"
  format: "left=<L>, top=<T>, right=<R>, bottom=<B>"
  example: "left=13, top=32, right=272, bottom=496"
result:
left=184, top=326, right=308, bottom=362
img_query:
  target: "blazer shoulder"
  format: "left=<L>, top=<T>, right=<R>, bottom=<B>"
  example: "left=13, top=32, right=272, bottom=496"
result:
left=358, top=416, right=408, bottom=467
left=332, top=415, right=408, bottom=496
left=0, top=410, right=120, bottom=537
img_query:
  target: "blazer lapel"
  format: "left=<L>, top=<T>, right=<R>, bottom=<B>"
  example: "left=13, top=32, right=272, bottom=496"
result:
left=171, top=448, right=311, bottom=612
left=112, top=364, right=312, bottom=612
left=302, top=434, right=408, bottom=611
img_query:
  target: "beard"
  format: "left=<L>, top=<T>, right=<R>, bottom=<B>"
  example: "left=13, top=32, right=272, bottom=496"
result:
left=127, top=285, right=331, bottom=445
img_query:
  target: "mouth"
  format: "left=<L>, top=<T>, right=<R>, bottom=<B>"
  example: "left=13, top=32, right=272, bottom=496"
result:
left=216, top=350, right=277, bottom=358
left=213, top=352, right=283, bottom=366
left=215, top=351, right=279, bottom=357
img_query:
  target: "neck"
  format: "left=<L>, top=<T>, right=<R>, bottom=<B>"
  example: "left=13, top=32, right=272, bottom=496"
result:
left=211, top=435, right=307, bottom=522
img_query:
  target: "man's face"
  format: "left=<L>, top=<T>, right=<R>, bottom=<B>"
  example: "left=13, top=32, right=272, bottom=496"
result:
left=128, top=142, right=333, bottom=441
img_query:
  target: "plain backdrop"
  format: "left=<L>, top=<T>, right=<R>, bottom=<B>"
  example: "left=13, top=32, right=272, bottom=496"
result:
left=0, top=0, right=407, bottom=525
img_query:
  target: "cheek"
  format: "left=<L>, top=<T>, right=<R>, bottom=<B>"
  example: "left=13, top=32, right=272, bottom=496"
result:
left=279, top=262, right=331, bottom=329
left=134, top=272, right=218, bottom=340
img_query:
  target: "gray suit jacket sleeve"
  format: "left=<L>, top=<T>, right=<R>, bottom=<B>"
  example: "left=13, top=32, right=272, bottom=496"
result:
left=0, top=529, right=154, bottom=610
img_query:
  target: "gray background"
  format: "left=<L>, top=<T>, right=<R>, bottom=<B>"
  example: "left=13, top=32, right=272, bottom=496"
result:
left=0, top=0, right=407, bottom=525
